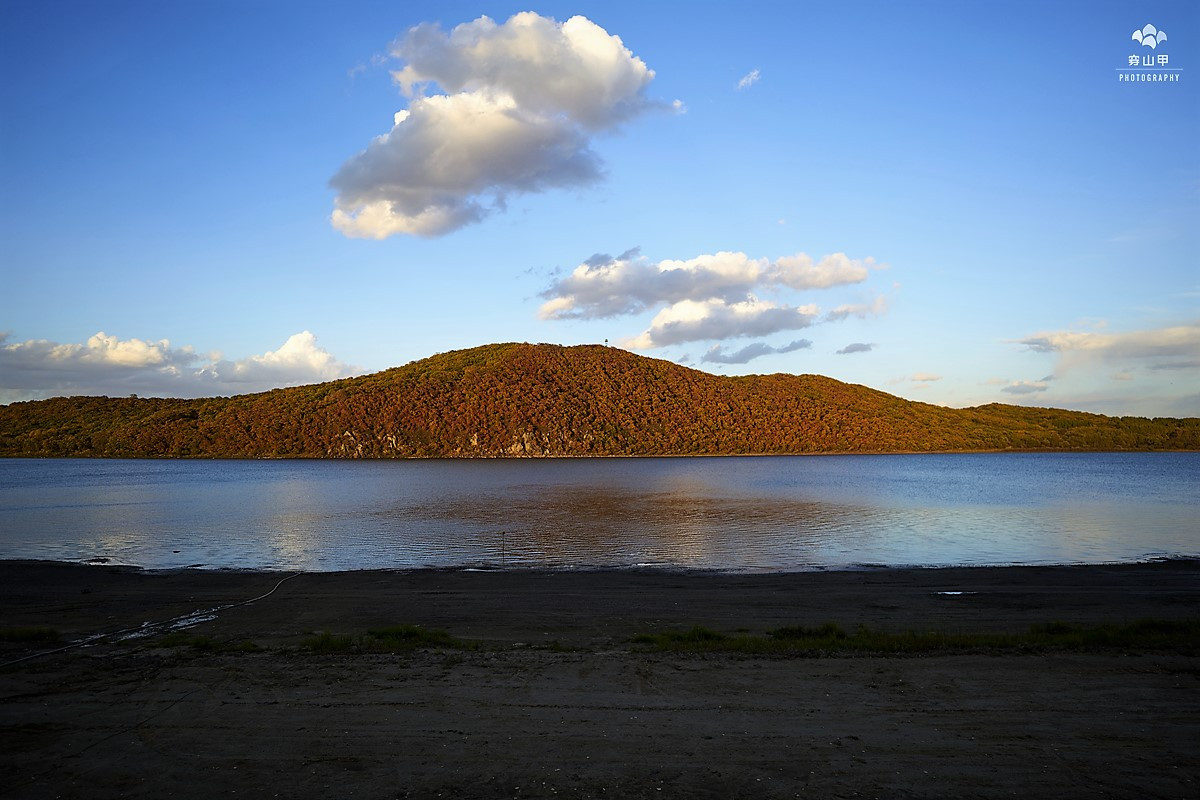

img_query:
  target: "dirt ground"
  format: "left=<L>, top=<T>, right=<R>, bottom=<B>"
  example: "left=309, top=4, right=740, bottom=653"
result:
left=1, top=560, right=1197, bottom=799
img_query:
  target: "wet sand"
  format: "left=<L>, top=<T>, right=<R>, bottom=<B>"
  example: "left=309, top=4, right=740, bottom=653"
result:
left=2, top=560, right=1198, bottom=798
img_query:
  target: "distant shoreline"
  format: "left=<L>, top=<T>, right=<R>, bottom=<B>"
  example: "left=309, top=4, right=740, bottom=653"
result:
left=4, top=555, right=1199, bottom=578
left=3, top=447, right=1199, bottom=460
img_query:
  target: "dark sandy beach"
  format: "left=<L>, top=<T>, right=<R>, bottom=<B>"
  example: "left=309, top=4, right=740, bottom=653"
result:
left=2, top=560, right=1197, bottom=799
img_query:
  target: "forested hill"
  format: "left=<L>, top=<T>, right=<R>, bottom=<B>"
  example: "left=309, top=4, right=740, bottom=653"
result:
left=1, top=342, right=1197, bottom=458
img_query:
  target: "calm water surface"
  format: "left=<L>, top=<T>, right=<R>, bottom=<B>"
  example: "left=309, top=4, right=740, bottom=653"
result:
left=0, top=454, right=1196, bottom=572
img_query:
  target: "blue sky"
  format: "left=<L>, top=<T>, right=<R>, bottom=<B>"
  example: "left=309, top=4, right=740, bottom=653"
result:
left=1, top=0, right=1197, bottom=416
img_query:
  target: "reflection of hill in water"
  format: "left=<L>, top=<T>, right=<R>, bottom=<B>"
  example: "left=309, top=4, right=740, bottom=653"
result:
left=380, top=486, right=873, bottom=568
left=2, top=343, right=1198, bottom=458
left=346, top=454, right=1197, bottom=572
left=1, top=454, right=1195, bottom=571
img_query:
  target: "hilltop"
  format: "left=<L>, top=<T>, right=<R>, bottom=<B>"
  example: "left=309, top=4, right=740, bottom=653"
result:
left=0, top=343, right=1196, bottom=458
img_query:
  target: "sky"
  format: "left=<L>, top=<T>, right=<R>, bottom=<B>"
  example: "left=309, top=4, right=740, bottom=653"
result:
left=1, top=0, right=1197, bottom=416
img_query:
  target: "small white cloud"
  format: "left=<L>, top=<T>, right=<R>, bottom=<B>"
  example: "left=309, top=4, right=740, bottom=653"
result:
left=777, top=339, right=812, bottom=354
left=1001, top=380, right=1048, bottom=395
left=736, top=68, right=760, bottom=90
left=704, top=342, right=775, bottom=365
left=775, top=253, right=880, bottom=291
left=702, top=339, right=811, bottom=365
left=826, top=295, right=887, bottom=322
left=890, top=372, right=941, bottom=389
left=1148, top=359, right=1200, bottom=371
left=836, top=342, right=874, bottom=355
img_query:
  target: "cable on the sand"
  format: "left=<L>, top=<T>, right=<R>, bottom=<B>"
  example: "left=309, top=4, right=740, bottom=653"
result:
left=0, top=572, right=302, bottom=669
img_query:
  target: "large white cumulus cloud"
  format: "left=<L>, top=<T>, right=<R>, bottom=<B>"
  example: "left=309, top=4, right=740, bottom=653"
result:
left=539, top=249, right=884, bottom=349
left=626, top=298, right=822, bottom=349
left=330, top=12, right=662, bottom=238
left=0, top=333, right=200, bottom=378
left=540, top=250, right=875, bottom=320
left=0, top=331, right=356, bottom=402
left=390, top=13, right=656, bottom=129
left=202, top=331, right=351, bottom=388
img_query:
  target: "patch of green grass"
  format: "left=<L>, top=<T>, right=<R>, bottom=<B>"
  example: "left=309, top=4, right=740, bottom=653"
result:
left=771, top=622, right=850, bottom=641
left=630, top=619, right=1200, bottom=656
left=300, top=625, right=476, bottom=655
left=0, top=627, right=59, bottom=644
left=153, top=633, right=260, bottom=652
left=632, top=626, right=730, bottom=647
left=302, top=631, right=356, bottom=653
left=1023, top=619, right=1200, bottom=650
left=154, top=633, right=215, bottom=651
left=631, top=626, right=792, bottom=654
left=365, top=625, right=470, bottom=651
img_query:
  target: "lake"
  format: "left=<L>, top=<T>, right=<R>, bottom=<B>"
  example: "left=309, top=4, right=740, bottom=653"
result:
left=0, top=453, right=1196, bottom=572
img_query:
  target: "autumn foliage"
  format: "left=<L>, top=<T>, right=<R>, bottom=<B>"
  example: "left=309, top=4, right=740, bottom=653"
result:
left=1, top=343, right=1196, bottom=458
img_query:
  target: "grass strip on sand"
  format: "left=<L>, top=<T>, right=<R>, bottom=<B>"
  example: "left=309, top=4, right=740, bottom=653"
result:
left=301, top=625, right=478, bottom=654
left=150, top=632, right=260, bottom=652
left=155, top=619, right=1200, bottom=659
left=0, top=627, right=59, bottom=644
left=631, top=618, right=1200, bottom=655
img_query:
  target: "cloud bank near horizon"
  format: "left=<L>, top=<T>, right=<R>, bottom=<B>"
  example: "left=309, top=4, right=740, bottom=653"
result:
left=970, top=321, right=1200, bottom=414
left=1017, top=322, right=1200, bottom=372
left=0, top=331, right=356, bottom=403
left=330, top=12, right=667, bottom=238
